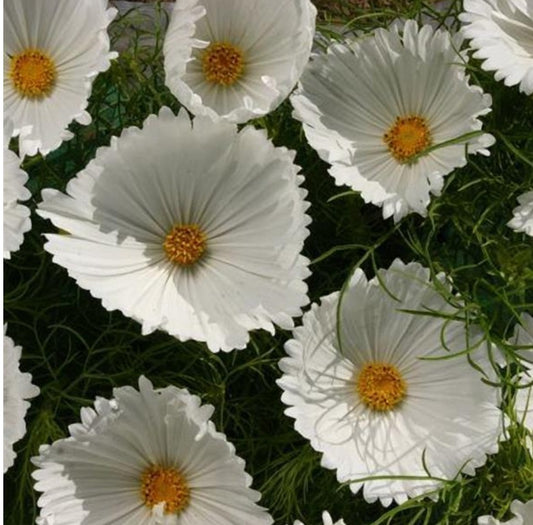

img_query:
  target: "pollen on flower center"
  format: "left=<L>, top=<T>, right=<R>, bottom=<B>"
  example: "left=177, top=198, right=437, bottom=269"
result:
left=163, top=224, right=207, bottom=266
left=356, top=361, right=406, bottom=411
left=383, top=115, right=432, bottom=163
left=141, top=465, right=191, bottom=514
left=202, top=42, right=244, bottom=86
left=9, top=48, right=57, bottom=98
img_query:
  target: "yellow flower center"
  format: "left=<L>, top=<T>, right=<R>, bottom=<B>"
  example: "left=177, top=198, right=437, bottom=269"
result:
left=141, top=465, right=190, bottom=514
left=202, top=42, right=244, bottom=86
left=163, top=224, right=207, bottom=266
left=356, top=361, right=407, bottom=411
left=9, top=48, right=57, bottom=98
left=383, top=115, right=432, bottom=163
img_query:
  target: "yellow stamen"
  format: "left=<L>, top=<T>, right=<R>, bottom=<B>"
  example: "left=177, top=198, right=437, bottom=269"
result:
left=141, top=465, right=190, bottom=514
left=163, top=224, right=207, bottom=266
left=202, top=42, right=244, bottom=86
left=9, top=48, right=57, bottom=98
left=383, top=115, right=432, bottom=163
left=356, top=361, right=406, bottom=411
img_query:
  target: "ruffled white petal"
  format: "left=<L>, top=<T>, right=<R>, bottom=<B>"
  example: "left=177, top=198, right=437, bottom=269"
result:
left=514, top=367, right=533, bottom=455
left=507, top=190, right=533, bottom=236
left=477, top=499, right=533, bottom=525
left=293, top=511, right=346, bottom=525
left=37, top=107, right=310, bottom=352
left=291, top=20, right=494, bottom=222
left=278, top=259, right=503, bottom=505
left=507, top=313, right=533, bottom=454
left=4, top=325, right=40, bottom=472
left=4, top=119, right=31, bottom=258
left=461, top=0, right=533, bottom=95
left=164, top=0, right=316, bottom=123
left=3, top=0, right=117, bottom=157
left=32, top=376, right=272, bottom=525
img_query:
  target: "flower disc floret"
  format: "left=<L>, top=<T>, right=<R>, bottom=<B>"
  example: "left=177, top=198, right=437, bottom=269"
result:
left=141, top=465, right=190, bottom=514
left=202, top=42, right=244, bottom=85
left=9, top=49, right=57, bottom=98
left=384, top=116, right=432, bottom=163
left=163, top=224, right=207, bottom=266
left=357, top=362, right=406, bottom=411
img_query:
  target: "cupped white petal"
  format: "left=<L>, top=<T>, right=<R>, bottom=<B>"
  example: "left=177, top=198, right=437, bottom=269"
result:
left=4, top=326, right=40, bottom=472
left=3, top=121, right=31, bottom=258
left=507, top=190, right=533, bottom=236
left=32, top=376, right=272, bottom=525
left=461, top=0, right=533, bottom=95
left=278, top=259, right=503, bottom=505
left=164, top=0, right=316, bottom=123
left=291, top=20, right=493, bottom=222
left=37, top=107, right=310, bottom=352
left=3, top=0, right=117, bottom=157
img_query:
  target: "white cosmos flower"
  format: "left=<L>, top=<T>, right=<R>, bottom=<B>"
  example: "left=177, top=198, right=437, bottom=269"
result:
left=291, top=20, right=495, bottom=222
left=293, top=511, right=346, bottom=525
left=37, top=107, right=310, bottom=352
left=507, top=191, right=533, bottom=237
left=4, top=119, right=31, bottom=258
left=3, top=0, right=117, bottom=157
left=278, top=259, right=503, bottom=505
left=478, top=499, right=533, bottom=525
left=163, top=0, right=316, bottom=123
left=4, top=325, right=40, bottom=472
left=32, top=376, right=272, bottom=525
left=460, top=0, right=533, bottom=95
